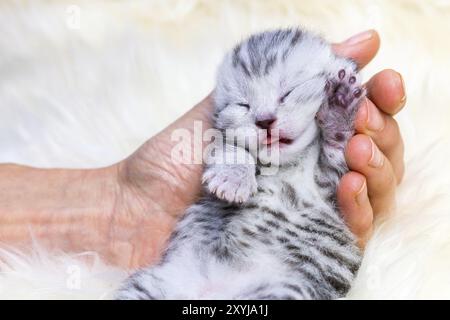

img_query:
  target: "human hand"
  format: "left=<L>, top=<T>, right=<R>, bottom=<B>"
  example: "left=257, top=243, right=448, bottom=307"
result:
left=110, top=30, right=405, bottom=268
left=333, top=31, right=406, bottom=248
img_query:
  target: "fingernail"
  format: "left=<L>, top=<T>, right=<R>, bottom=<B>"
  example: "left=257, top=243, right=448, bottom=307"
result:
left=355, top=181, right=368, bottom=206
left=365, top=98, right=385, bottom=132
left=397, top=72, right=407, bottom=110
left=369, top=138, right=384, bottom=168
left=343, top=30, right=374, bottom=46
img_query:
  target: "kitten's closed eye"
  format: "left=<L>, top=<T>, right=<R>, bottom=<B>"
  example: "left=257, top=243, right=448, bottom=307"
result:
left=237, top=103, right=250, bottom=109
left=279, top=89, right=293, bottom=104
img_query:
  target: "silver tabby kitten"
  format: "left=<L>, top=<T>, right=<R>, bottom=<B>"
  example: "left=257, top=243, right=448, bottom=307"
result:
left=116, top=28, right=365, bottom=300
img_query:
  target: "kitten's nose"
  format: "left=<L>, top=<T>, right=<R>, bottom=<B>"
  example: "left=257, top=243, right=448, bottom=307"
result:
left=255, top=117, right=276, bottom=129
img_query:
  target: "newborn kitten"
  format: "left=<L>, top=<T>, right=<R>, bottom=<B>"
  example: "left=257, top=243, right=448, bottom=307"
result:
left=116, top=28, right=364, bottom=300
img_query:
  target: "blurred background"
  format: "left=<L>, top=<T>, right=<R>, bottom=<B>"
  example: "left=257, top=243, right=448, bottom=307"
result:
left=0, top=0, right=450, bottom=299
left=1, top=0, right=449, bottom=168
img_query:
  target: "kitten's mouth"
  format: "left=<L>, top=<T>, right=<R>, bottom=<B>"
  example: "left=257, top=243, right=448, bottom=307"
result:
left=263, top=133, right=294, bottom=146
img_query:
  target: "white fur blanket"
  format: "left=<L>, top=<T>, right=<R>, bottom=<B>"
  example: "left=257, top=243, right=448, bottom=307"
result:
left=1, top=0, right=450, bottom=299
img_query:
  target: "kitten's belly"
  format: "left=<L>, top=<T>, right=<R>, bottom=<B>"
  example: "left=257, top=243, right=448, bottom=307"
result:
left=218, top=171, right=356, bottom=266
left=176, top=166, right=358, bottom=298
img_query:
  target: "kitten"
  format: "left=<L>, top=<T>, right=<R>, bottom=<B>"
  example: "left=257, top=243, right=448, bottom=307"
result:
left=116, top=28, right=364, bottom=300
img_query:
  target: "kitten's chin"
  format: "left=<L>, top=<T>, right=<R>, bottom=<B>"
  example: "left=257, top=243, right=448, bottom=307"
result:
left=257, top=142, right=299, bottom=166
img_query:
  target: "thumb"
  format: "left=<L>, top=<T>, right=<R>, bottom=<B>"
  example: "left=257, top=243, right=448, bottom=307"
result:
left=332, top=30, right=380, bottom=69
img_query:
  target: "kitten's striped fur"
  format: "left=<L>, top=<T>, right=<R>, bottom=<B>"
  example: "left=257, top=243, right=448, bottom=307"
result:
left=117, top=28, right=364, bottom=300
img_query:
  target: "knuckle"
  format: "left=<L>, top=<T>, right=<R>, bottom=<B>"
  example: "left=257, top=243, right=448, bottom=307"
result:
left=350, top=209, right=373, bottom=237
left=376, top=116, right=401, bottom=151
left=358, top=213, right=374, bottom=234
left=384, top=169, right=397, bottom=190
left=371, top=164, right=396, bottom=194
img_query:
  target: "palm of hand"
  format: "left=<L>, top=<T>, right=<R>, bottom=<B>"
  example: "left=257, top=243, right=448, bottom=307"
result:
left=111, top=97, right=212, bottom=268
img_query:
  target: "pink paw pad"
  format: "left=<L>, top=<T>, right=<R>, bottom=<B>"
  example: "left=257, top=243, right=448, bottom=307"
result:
left=326, top=68, right=363, bottom=109
left=316, top=66, right=365, bottom=146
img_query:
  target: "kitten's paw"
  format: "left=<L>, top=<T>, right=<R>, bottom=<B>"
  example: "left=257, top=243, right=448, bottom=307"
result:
left=325, top=66, right=364, bottom=110
left=316, top=65, right=365, bottom=145
left=202, top=165, right=257, bottom=203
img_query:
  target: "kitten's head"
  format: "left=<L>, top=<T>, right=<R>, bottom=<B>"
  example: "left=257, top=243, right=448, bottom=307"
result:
left=214, top=29, right=333, bottom=166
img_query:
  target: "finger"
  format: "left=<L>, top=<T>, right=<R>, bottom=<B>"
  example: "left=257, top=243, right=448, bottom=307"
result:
left=332, top=30, right=380, bottom=69
left=345, top=134, right=397, bottom=215
left=366, top=69, right=406, bottom=115
left=337, top=171, right=374, bottom=248
left=354, top=98, right=405, bottom=182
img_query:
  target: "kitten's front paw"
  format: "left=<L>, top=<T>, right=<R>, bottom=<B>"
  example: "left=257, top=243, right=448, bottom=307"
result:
left=316, top=65, right=365, bottom=145
left=325, top=66, right=364, bottom=110
left=202, top=165, right=257, bottom=203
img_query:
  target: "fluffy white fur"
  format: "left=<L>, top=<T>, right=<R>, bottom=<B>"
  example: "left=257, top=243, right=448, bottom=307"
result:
left=0, top=0, right=450, bottom=299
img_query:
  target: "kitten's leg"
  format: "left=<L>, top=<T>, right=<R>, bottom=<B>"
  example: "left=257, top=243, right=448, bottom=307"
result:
left=203, top=143, right=257, bottom=203
left=310, top=60, right=364, bottom=292
left=234, top=279, right=322, bottom=300
left=316, top=61, right=365, bottom=176
left=115, top=269, right=165, bottom=300
left=115, top=241, right=203, bottom=300
left=115, top=209, right=214, bottom=300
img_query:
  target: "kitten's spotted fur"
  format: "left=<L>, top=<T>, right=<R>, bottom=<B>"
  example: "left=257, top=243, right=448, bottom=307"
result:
left=116, top=28, right=365, bottom=300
